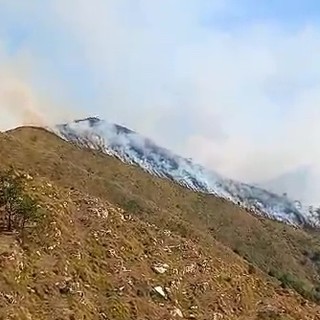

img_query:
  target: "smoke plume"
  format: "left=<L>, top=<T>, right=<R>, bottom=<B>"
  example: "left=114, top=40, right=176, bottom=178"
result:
left=0, top=80, right=46, bottom=127
left=1, top=1, right=320, bottom=204
left=0, top=60, right=82, bottom=131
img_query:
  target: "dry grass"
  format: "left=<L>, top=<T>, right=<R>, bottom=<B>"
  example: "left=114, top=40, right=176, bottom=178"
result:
left=0, top=174, right=319, bottom=319
left=0, top=127, right=318, bottom=318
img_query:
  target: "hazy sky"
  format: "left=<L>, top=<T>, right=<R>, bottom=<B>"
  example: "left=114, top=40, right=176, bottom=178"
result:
left=1, top=0, right=320, bottom=183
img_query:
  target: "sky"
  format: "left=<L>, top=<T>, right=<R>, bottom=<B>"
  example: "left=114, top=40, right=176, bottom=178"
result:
left=1, top=0, right=320, bottom=190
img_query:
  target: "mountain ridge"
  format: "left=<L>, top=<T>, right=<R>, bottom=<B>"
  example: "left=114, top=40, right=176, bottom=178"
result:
left=52, top=117, right=315, bottom=228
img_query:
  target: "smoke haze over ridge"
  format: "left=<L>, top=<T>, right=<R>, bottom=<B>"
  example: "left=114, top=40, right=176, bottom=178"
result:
left=1, top=1, right=320, bottom=204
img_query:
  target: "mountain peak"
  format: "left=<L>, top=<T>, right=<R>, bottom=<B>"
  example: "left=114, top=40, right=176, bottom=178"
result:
left=52, top=117, right=317, bottom=228
left=71, top=117, right=135, bottom=135
left=74, top=116, right=102, bottom=126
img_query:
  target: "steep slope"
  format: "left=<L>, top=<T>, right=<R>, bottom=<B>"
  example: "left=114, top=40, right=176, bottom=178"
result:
left=0, top=170, right=319, bottom=319
left=52, top=117, right=314, bottom=227
left=2, top=126, right=320, bottom=306
left=0, top=129, right=319, bottom=319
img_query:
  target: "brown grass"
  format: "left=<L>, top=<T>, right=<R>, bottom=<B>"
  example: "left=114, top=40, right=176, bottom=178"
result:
left=0, top=127, right=318, bottom=318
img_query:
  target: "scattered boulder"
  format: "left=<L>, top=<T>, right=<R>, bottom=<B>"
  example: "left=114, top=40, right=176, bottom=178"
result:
left=153, top=286, right=167, bottom=299
left=25, top=174, right=33, bottom=181
left=4, top=293, right=16, bottom=304
left=152, top=263, right=169, bottom=274
left=56, top=278, right=74, bottom=295
left=171, top=306, right=184, bottom=318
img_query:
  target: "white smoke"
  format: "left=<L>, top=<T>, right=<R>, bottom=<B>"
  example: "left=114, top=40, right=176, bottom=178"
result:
left=1, top=1, right=320, bottom=203
left=55, top=118, right=315, bottom=226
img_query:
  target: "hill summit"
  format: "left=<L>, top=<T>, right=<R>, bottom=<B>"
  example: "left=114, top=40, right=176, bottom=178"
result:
left=53, top=117, right=316, bottom=227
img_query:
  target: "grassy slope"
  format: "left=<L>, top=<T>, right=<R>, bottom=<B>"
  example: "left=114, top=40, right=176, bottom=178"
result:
left=0, top=127, right=318, bottom=318
left=0, top=172, right=319, bottom=319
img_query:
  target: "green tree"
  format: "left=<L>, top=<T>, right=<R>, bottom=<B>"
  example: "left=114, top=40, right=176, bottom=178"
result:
left=0, top=168, right=40, bottom=233
left=0, top=169, right=23, bottom=231
left=16, top=194, right=39, bottom=232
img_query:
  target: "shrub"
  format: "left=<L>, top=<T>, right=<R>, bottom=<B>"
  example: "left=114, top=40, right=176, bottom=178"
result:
left=0, top=168, right=41, bottom=233
left=16, top=194, right=40, bottom=230
left=276, top=272, right=317, bottom=301
left=311, top=251, right=320, bottom=263
left=256, top=310, right=284, bottom=320
left=123, top=199, right=142, bottom=214
left=233, top=248, right=240, bottom=255
left=248, top=264, right=256, bottom=274
left=268, top=269, right=276, bottom=277
left=278, top=273, right=296, bottom=289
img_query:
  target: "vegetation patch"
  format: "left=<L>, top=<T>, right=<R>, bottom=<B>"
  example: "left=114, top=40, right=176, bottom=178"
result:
left=0, top=168, right=42, bottom=236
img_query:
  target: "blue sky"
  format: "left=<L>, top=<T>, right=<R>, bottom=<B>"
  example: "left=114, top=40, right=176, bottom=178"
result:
left=1, top=0, right=320, bottom=184
left=209, top=0, right=320, bottom=29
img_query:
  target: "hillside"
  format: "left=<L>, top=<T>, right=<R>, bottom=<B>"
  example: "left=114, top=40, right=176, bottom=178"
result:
left=53, top=117, right=314, bottom=227
left=0, top=127, right=320, bottom=319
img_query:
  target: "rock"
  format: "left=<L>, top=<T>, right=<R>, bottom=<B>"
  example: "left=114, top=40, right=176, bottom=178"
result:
left=152, top=263, right=169, bottom=274
left=165, top=287, right=171, bottom=294
left=184, top=263, right=196, bottom=274
left=4, top=293, right=15, bottom=304
left=153, top=286, right=167, bottom=299
left=171, top=307, right=184, bottom=318
left=28, top=286, right=36, bottom=294
left=59, top=284, right=71, bottom=295
left=99, top=312, right=108, bottom=319
left=26, top=174, right=33, bottom=180
left=117, top=286, right=125, bottom=296
left=57, top=278, right=73, bottom=295
left=213, top=312, right=223, bottom=320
